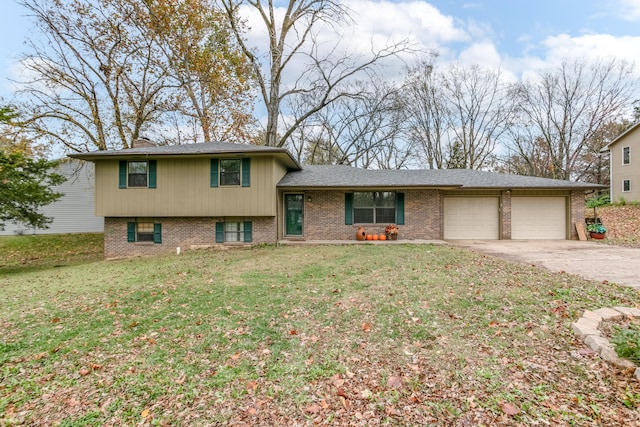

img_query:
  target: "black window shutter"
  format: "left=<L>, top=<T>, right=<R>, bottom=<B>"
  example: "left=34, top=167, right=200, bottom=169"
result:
left=396, top=192, right=405, bottom=225
left=244, top=221, right=253, bottom=242
left=119, top=161, right=127, bottom=189
left=345, top=193, right=353, bottom=225
left=153, top=223, right=162, bottom=244
left=127, top=222, right=136, bottom=242
left=241, top=158, right=251, bottom=187
left=215, top=222, right=224, bottom=243
left=148, top=160, right=157, bottom=189
left=210, top=159, right=219, bottom=188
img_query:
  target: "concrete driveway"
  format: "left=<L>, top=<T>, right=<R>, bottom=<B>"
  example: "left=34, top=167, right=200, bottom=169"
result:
left=451, top=240, right=640, bottom=291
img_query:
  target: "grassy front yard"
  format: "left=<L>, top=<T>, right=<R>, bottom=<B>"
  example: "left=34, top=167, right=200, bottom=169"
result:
left=1, top=242, right=639, bottom=425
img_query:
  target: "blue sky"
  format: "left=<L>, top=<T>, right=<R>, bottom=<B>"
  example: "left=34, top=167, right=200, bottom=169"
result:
left=1, top=0, right=640, bottom=98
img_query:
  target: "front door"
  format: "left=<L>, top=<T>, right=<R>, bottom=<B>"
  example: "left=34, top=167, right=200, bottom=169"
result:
left=285, top=194, right=304, bottom=236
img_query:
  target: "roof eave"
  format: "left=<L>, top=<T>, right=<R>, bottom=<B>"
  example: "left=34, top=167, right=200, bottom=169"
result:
left=69, top=149, right=302, bottom=170
left=601, top=121, right=640, bottom=151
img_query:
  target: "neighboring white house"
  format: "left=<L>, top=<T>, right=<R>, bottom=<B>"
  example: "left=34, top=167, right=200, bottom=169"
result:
left=0, top=159, right=104, bottom=235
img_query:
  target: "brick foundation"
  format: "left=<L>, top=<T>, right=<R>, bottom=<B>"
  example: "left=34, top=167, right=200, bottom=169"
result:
left=104, top=216, right=276, bottom=259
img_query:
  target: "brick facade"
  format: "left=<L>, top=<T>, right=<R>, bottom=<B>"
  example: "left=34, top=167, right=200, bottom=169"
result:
left=570, top=190, right=586, bottom=240
left=104, top=216, right=276, bottom=259
left=501, top=190, right=512, bottom=240
left=299, top=189, right=587, bottom=242
left=302, top=189, right=443, bottom=241
left=104, top=189, right=588, bottom=258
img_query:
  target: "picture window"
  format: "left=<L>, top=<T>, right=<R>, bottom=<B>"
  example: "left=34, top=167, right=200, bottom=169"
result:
left=353, top=192, right=396, bottom=224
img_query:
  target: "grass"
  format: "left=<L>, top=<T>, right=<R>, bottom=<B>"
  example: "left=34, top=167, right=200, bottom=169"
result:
left=1, top=240, right=640, bottom=425
left=611, top=324, right=640, bottom=364
left=0, top=233, right=103, bottom=274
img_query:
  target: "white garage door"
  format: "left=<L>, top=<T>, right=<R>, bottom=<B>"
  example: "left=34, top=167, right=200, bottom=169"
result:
left=511, top=197, right=566, bottom=239
left=444, top=197, right=499, bottom=239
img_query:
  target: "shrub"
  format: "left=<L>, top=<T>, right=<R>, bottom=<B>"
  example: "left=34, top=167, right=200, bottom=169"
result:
left=586, top=194, right=610, bottom=209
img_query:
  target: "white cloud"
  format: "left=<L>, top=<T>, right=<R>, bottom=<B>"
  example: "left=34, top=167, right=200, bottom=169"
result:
left=458, top=41, right=502, bottom=68
left=541, top=33, right=640, bottom=68
left=617, top=0, right=640, bottom=21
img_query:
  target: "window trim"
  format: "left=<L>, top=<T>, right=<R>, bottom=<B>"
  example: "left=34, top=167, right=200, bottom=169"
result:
left=623, top=179, right=631, bottom=192
left=210, top=158, right=250, bottom=188
left=347, top=191, right=400, bottom=225
left=119, top=160, right=157, bottom=189
left=127, top=221, right=162, bottom=244
left=128, top=161, right=148, bottom=188
left=623, top=146, right=631, bottom=165
left=220, top=159, right=241, bottom=186
left=216, top=221, right=253, bottom=243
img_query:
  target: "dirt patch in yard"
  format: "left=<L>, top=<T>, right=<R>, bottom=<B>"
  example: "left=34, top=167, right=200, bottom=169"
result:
left=589, top=205, right=640, bottom=247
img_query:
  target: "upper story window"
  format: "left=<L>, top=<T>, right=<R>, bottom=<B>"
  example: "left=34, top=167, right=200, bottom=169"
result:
left=623, top=146, right=630, bottom=165
left=128, top=161, right=148, bottom=187
left=220, top=159, right=241, bottom=186
left=210, top=158, right=251, bottom=188
left=119, top=160, right=157, bottom=189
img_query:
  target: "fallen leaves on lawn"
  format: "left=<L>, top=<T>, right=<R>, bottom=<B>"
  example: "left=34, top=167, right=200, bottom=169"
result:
left=501, top=402, right=520, bottom=416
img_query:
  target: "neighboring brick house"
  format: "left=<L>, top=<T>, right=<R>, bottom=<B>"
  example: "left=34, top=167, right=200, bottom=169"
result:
left=69, top=141, right=602, bottom=258
left=602, top=121, right=640, bottom=203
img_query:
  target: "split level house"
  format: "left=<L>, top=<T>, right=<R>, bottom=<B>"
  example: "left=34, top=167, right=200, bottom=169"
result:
left=69, top=140, right=603, bottom=259
left=602, top=121, right=640, bottom=203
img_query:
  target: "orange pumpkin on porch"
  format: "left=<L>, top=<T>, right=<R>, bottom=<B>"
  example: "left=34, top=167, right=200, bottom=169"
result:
left=366, top=234, right=373, bottom=240
left=372, top=234, right=379, bottom=240
left=379, top=234, right=387, bottom=241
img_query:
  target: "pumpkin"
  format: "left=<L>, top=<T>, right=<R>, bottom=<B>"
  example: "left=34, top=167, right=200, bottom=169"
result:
left=379, top=234, right=387, bottom=241
left=372, top=234, right=379, bottom=240
left=366, top=234, right=373, bottom=240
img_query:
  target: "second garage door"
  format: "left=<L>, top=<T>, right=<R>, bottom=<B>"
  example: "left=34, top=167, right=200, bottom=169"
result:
left=444, top=197, right=499, bottom=239
left=511, top=197, right=566, bottom=239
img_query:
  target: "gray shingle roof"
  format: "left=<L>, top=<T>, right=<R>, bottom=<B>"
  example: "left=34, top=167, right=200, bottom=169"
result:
left=277, top=165, right=604, bottom=189
left=69, top=142, right=302, bottom=169
left=68, top=142, right=603, bottom=189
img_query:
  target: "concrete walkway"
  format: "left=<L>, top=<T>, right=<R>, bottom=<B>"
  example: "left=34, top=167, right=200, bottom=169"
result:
left=450, top=240, right=640, bottom=291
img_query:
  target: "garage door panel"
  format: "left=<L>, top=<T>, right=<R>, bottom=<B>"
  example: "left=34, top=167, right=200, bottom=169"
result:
left=511, top=197, right=566, bottom=239
left=444, top=197, right=499, bottom=239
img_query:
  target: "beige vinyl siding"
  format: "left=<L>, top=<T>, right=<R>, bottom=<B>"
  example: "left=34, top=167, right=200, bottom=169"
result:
left=610, top=138, right=640, bottom=203
left=95, top=156, right=285, bottom=217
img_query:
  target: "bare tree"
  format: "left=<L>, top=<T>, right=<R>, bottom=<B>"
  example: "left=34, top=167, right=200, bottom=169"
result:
left=220, top=0, right=415, bottom=148
left=288, top=77, right=411, bottom=168
left=13, top=0, right=255, bottom=152
left=512, top=58, right=637, bottom=180
left=15, top=0, right=172, bottom=151
left=439, top=63, right=515, bottom=169
left=402, top=58, right=447, bottom=169
left=403, top=61, right=515, bottom=170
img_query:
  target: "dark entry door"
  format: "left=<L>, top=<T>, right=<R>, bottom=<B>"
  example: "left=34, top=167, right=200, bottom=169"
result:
left=285, top=194, right=304, bottom=236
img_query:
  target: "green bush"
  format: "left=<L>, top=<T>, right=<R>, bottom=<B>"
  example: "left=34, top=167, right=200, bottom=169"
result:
left=586, top=194, right=610, bottom=209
